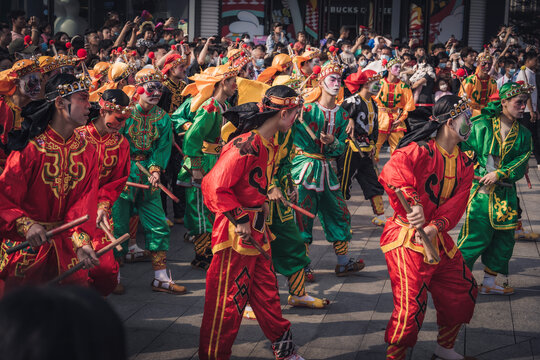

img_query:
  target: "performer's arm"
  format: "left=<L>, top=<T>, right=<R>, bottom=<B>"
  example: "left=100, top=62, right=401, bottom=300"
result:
left=398, top=84, right=416, bottom=121
left=324, top=109, right=349, bottom=157
left=97, top=139, right=131, bottom=213
left=203, top=144, right=257, bottom=224
left=429, top=164, right=474, bottom=233
left=0, top=147, right=35, bottom=239
left=495, top=136, right=532, bottom=183
left=170, top=98, right=193, bottom=134
left=149, top=113, right=173, bottom=174
left=183, top=104, right=217, bottom=170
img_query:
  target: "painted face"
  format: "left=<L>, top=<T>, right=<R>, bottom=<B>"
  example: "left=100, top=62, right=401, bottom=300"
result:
left=503, top=94, right=528, bottom=120
left=65, top=91, right=91, bottom=127
left=390, top=64, right=401, bottom=76
left=141, top=81, right=163, bottom=105
left=367, top=80, right=381, bottom=95
left=480, top=61, right=492, bottom=72
left=451, top=110, right=472, bottom=141
left=103, top=110, right=129, bottom=133
left=279, top=106, right=301, bottom=132
left=322, top=74, right=341, bottom=96
left=19, top=72, right=41, bottom=100
left=170, top=63, right=186, bottom=79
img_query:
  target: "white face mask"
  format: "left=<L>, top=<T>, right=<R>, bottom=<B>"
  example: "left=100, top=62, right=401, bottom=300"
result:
left=359, top=60, right=367, bottom=68
left=322, top=74, right=341, bottom=96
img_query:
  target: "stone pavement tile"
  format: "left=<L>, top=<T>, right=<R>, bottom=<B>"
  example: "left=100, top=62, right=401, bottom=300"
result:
left=124, top=302, right=193, bottom=332
left=109, top=297, right=148, bottom=321
left=530, top=337, right=540, bottom=357
left=300, top=345, right=357, bottom=360
left=468, top=295, right=512, bottom=334
left=466, top=329, right=531, bottom=357
left=126, top=327, right=164, bottom=357
left=133, top=332, right=198, bottom=360
left=247, top=340, right=278, bottom=359
left=474, top=340, right=534, bottom=360
left=509, top=294, right=540, bottom=335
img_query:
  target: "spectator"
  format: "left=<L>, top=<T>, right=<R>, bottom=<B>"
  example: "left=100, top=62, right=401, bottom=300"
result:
left=265, top=22, right=288, bottom=55
left=0, top=23, right=11, bottom=56
left=431, top=43, right=445, bottom=56
left=413, top=45, right=426, bottom=59
left=0, top=54, right=12, bottom=71
left=251, top=47, right=265, bottom=78
left=435, top=51, right=452, bottom=84
left=434, top=78, right=452, bottom=102
left=101, top=26, right=112, bottom=40
left=339, top=40, right=357, bottom=72
left=85, top=28, right=100, bottom=55
left=496, top=57, right=518, bottom=88
left=336, top=26, right=350, bottom=45
left=9, top=10, right=26, bottom=42
left=516, top=51, right=539, bottom=167
left=136, top=23, right=156, bottom=50
left=54, top=31, right=70, bottom=43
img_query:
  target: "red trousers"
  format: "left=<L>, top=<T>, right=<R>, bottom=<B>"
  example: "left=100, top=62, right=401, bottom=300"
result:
left=88, top=228, right=119, bottom=296
left=385, top=247, right=477, bottom=348
left=199, top=247, right=291, bottom=360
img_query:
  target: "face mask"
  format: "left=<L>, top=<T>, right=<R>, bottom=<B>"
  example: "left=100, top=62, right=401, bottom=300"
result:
left=438, top=63, right=447, bottom=69
left=452, top=111, right=472, bottom=141
left=508, top=68, right=516, bottom=76
left=439, top=84, right=448, bottom=91
left=359, top=60, right=367, bottom=68
left=381, top=54, right=390, bottom=62
left=255, top=58, right=264, bottom=68
left=205, top=55, right=211, bottom=63
left=322, top=75, right=341, bottom=96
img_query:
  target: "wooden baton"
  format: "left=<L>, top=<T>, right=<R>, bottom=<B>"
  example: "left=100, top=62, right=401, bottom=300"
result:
left=126, top=181, right=150, bottom=189
left=48, top=233, right=130, bottom=285
left=6, top=215, right=90, bottom=255
left=223, top=212, right=271, bottom=260
left=99, top=222, right=124, bottom=252
left=135, top=161, right=180, bottom=203
left=394, top=189, right=440, bottom=264
left=282, top=199, right=315, bottom=219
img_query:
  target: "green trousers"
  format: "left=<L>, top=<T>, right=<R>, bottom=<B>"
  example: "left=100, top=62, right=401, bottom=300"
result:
left=112, top=189, right=170, bottom=257
left=268, top=205, right=310, bottom=278
left=184, top=186, right=214, bottom=236
left=457, top=192, right=515, bottom=275
left=297, top=186, right=352, bottom=244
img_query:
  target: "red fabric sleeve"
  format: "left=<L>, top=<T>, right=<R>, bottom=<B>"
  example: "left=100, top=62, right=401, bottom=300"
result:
left=378, top=143, right=423, bottom=213
left=97, top=138, right=130, bottom=209
left=202, top=144, right=257, bottom=217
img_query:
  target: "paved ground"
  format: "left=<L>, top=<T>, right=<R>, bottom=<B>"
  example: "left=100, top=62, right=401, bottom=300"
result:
left=108, top=154, right=540, bottom=360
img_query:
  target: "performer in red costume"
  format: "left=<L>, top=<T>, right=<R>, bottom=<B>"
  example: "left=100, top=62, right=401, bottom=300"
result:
left=199, top=85, right=304, bottom=360
left=379, top=95, right=478, bottom=360
left=0, top=73, right=99, bottom=295
left=76, top=89, right=132, bottom=296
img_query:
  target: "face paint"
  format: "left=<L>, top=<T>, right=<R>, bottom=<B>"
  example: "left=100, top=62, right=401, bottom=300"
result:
left=322, top=74, right=340, bottom=96
left=452, top=110, right=472, bottom=141
left=19, top=72, right=41, bottom=100
left=368, top=80, right=381, bottom=95
left=66, top=91, right=91, bottom=126
left=104, top=111, right=129, bottom=132
left=390, top=64, right=401, bottom=76
left=141, top=81, right=163, bottom=105
left=504, top=94, right=527, bottom=120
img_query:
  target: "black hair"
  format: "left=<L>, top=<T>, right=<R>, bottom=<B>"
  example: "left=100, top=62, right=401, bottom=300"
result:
left=504, top=56, right=517, bottom=67
left=273, top=22, right=283, bottom=29
left=397, top=95, right=462, bottom=149
left=0, top=286, right=126, bottom=360
left=102, top=89, right=130, bottom=106
left=84, top=28, right=97, bottom=36
left=437, top=52, right=449, bottom=61
left=8, top=10, right=25, bottom=23
left=524, top=51, right=538, bottom=63
left=8, top=73, right=79, bottom=152
left=340, top=40, right=352, bottom=47
left=224, top=85, right=300, bottom=141
left=53, top=32, right=69, bottom=43
left=432, top=43, right=445, bottom=51
left=460, top=46, right=477, bottom=59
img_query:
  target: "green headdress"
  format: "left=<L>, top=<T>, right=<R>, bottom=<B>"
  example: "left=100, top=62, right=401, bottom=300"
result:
left=473, top=81, right=534, bottom=120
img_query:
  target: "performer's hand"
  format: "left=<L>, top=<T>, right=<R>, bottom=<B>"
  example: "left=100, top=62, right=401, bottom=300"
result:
left=346, top=119, right=355, bottom=138
left=480, top=171, right=498, bottom=186
left=192, top=169, right=203, bottom=182
left=26, top=223, right=48, bottom=248
left=407, top=205, right=425, bottom=228
left=76, top=245, right=100, bottom=270
left=287, top=187, right=299, bottom=203
left=268, top=187, right=285, bottom=202
left=96, top=209, right=110, bottom=231
left=149, top=171, right=160, bottom=188
left=320, top=132, right=335, bottom=145
left=531, top=111, right=538, bottom=123
left=415, top=224, right=437, bottom=244
left=235, top=222, right=251, bottom=240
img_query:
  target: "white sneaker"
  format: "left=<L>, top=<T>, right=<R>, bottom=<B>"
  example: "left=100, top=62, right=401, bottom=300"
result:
left=479, top=283, right=514, bottom=295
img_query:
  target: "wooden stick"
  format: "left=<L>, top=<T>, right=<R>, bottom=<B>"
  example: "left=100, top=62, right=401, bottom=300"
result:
left=126, top=181, right=150, bottom=189
left=173, top=141, right=184, bottom=156
left=223, top=212, right=271, bottom=260
left=48, top=233, right=130, bottom=285
left=393, top=188, right=440, bottom=264
left=135, top=162, right=179, bottom=203
left=282, top=199, right=315, bottom=219
left=99, top=222, right=124, bottom=252
left=6, top=215, right=90, bottom=255
left=525, top=173, right=532, bottom=189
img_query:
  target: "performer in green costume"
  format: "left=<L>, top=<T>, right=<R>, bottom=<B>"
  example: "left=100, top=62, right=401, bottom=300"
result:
left=457, top=81, right=533, bottom=295
left=291, top=55, right=365, bottom=278
left=177, top=64, right=238, bottom=270
left=112, top=68, right=186, bottom=294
